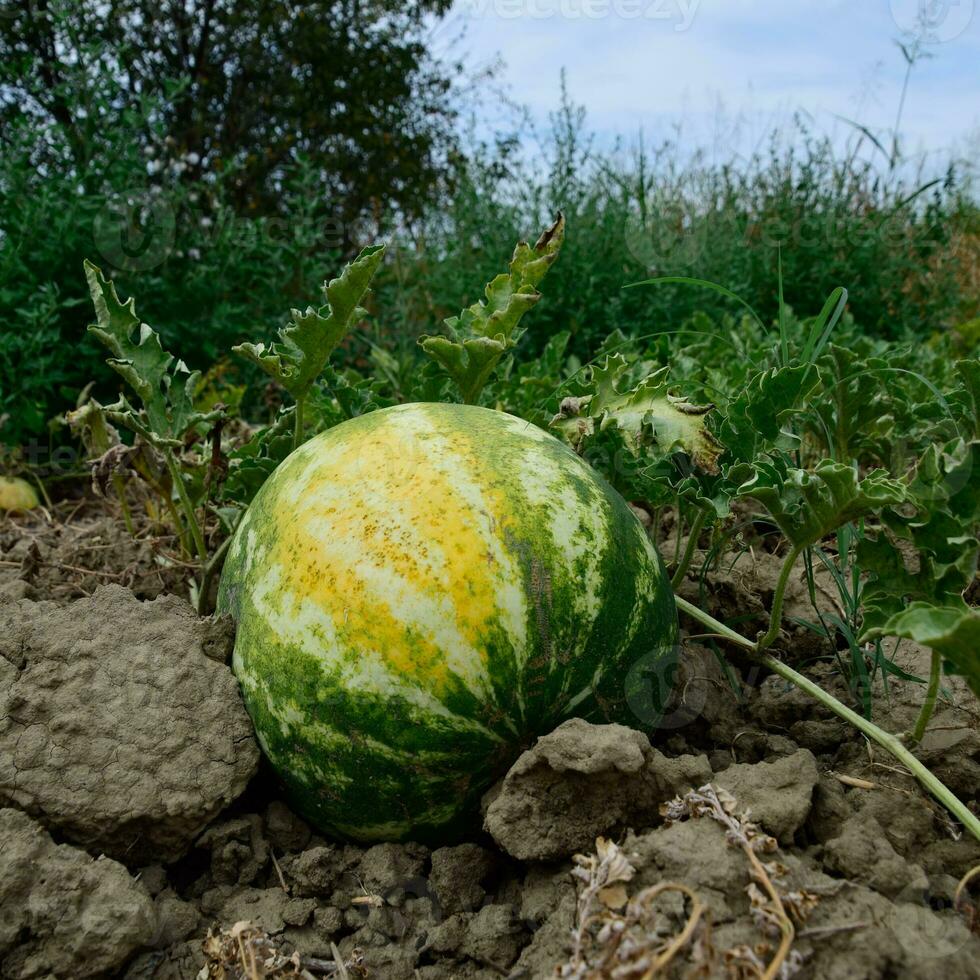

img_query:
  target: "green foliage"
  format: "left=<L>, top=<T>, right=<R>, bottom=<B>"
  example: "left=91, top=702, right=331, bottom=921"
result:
left=222, top=412, right=297, bottom=507
left=865, top=603, right=980, bottom=699
left=736, top=458, right=906, bottom=550
left=0, top=117, right=360, bottom=443
left=0, top=0, right=460, bottom=445
left=857, top=438, right=979, bottom=691
left=83, top=261, right=224, bottom=558
left=419, top=215, right=565, bottom=404
left=486, top=329, right=574, bottom=426
left=374, top=87, right=977, bottom=367
left=953, top=359, right=980, bottom=437
left=717, top=364, right=821, bottom=460
left=549, top=353, right=722, bottom=473
left=1, top=0, right=462, bottom=224
left=234, top=246, right=385, bottom=400
left=85, top=261, right=221, bottom=446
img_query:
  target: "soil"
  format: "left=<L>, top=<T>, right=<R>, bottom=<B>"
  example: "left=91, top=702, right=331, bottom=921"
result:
left=1, top=500, right=979, bottom=979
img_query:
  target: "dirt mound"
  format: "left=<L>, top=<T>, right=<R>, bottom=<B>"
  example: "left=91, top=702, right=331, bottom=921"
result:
left=0, top=808, right=156, bottom=978
left=482, top=717, right=710, bottom=861
left=0, top=515, right=978, bottom=977
left=0, top=585, right=258, bottom=864
left=114, top=742, right=979, bottom=979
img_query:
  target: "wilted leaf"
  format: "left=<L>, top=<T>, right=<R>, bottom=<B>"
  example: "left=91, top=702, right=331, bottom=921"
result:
left=550, top=353, right=722, bottom=474
left=598, top=884, right=629, bottom=910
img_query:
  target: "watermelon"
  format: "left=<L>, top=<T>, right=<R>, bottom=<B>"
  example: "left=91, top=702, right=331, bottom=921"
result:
left=218, top=403, right=677, bottom=842
left=0, top=477, right=40, bottom=512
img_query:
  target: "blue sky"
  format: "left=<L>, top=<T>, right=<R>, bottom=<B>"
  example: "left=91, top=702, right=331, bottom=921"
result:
left=438, top=0, right=980, bottom=167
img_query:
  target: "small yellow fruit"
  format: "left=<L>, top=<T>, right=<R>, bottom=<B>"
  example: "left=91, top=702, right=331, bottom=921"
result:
left=0, top=477, right=40, bottom=512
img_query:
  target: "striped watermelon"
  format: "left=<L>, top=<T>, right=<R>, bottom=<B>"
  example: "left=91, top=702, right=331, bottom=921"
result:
left=218, top=403, right=677, bottom=842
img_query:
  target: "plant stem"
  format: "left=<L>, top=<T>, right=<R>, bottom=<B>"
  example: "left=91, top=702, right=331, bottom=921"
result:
left=756, top=544, right=801, bottom=651
left=671, top=509, right=706, bottom=588
left=672, top=499, right=682, bottom=567
left=27, top=471, right=54, bottom=509
left=131, top=455, right=191, bottom=554
left=911, top=650, right=942, bottom=744
left=673, top=594, right=980, bottom=843
left=112, top=474, right=136, bottom=536
left=293, top=397, right=306, bottom=450
left=674, top=595, right=756, bottom=650
left=196, top=534, right=233, bottom=615
left=164, top=450, right=207, bottom=561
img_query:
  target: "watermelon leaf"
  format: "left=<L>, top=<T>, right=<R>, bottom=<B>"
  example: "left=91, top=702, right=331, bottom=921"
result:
left=84, top=260, right=222, bottom=447
left=736, top=457, right=906, bottom=549
left=862, top=602, right=980, bottom=699
left=718, top=363, right=821, bottom=460
left=550, top=353, right=723, bottom=474
left=234, top=244, right=385, bottom=401
left=858, top=438, right=979, bottom=645
left=419, top=213, right=564, bottom=404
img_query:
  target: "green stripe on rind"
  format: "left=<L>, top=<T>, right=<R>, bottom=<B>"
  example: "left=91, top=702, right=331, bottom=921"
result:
left=219, top=402, right=677, bottom=842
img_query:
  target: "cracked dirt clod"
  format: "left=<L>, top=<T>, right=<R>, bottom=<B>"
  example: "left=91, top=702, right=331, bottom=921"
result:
left=0, top=585, right=259, bottom=864
left=820, top=813, right=930, bottom=900
left=429, top=843, right=497, bottom=915
left=483, top=718, right=710, bottom=860
left=713, top=748, right=820, bottom=843
left=0, top=808, right=156, bottom=978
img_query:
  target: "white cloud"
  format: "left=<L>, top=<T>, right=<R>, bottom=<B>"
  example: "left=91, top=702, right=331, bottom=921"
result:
left=446, top=0, right=980, bottom=161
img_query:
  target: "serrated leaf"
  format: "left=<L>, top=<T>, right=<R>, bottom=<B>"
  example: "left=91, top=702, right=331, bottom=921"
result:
left=84, top=260, right=219, bottom=445
left=418, top=335, right=509, bottom=406
left=551, top=352, right=722, bottom=474
left=737, top=457, right=906, bottom=549
left=234, top=244, right=385, bottom=400
left=719, top=363, right=820, bottom=460
left=419, top=214, right=564, bottom=404
left=222, top=410, right=296, bottom=506
left=863, top=602, right=980, bottom=698
left=858, top=439, right=979, bottom=637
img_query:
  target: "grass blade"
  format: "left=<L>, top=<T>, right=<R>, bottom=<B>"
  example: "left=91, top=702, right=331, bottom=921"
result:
left=801, top=287, right=848, bottom=364
left=625, top=276, right=768, bottom=335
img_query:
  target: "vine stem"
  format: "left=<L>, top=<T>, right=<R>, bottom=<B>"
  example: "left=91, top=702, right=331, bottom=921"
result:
left=673, top=594, right=980, bottom=843
left=196, top=534, right=233, bottom=616
left=911, top=650, right=942, bottom=744
left=163, top=450, right=207, bottom=561
left=293, top=397, right=306, bottom=450
left=110, top=473, right=135, bottom=536
left=756, top=544, right=802, bottom=650
left=671, top=509, right=706, bottom=588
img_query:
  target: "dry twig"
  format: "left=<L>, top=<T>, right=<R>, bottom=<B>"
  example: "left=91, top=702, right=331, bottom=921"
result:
left=198, top=921, right=365, bottom=979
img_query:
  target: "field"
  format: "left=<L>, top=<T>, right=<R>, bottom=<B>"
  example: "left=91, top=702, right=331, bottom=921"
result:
left=2, top=181, right=979, bottom=977
left=2, top=14, right=980, bottom=970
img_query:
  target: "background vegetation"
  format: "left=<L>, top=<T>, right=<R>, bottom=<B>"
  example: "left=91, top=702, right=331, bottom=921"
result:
left=1, top=3, right=977, bottom=446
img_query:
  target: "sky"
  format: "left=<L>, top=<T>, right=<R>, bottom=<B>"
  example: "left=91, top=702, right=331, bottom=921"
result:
left=438, top=0, right=980, bottom=167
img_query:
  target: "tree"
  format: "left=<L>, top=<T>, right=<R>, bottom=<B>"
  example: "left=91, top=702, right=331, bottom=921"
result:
left=0, top=0, right=463, bottom=232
